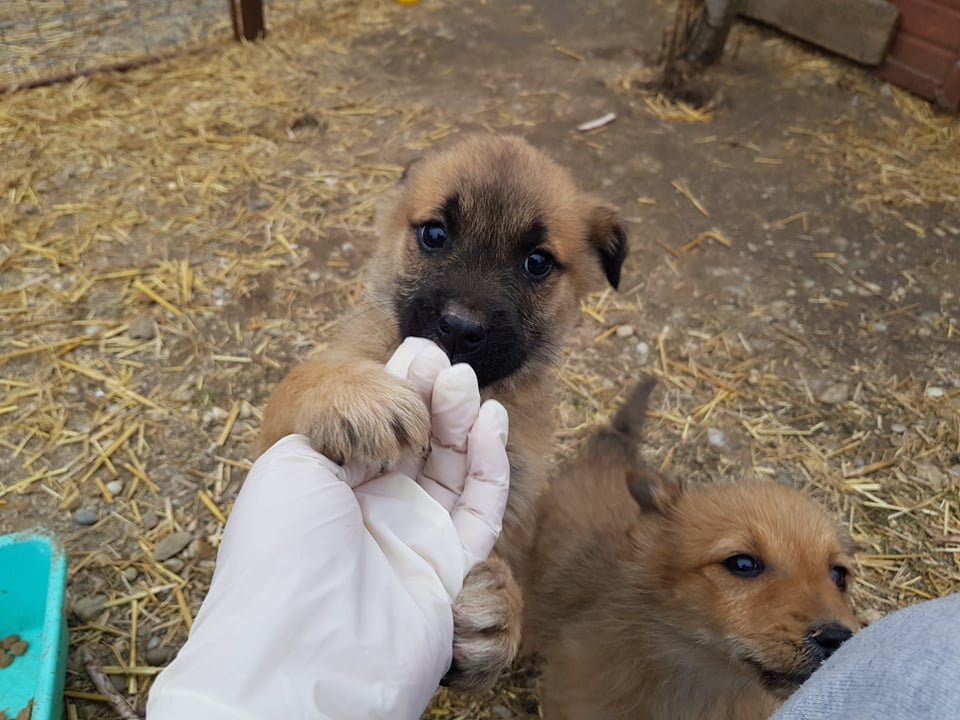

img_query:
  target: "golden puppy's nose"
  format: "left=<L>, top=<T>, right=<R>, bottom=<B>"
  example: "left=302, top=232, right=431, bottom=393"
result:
left=808, top=622, right=854, bottom=662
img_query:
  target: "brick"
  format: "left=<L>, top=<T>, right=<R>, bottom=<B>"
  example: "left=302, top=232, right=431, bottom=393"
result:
left=887, top=0, right=960, bottom=51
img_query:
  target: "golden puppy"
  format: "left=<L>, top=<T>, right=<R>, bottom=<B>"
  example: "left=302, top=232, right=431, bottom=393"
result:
left=258, top=134, right=628, bottom=690
left=525, top=381, right=860, bottom=719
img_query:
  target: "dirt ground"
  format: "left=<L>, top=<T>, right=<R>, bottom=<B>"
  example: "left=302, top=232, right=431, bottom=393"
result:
left=1, top=0, right=958, bottom=717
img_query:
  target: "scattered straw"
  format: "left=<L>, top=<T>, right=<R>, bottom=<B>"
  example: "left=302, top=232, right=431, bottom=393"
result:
left=1, top=2, right=957, bottom=720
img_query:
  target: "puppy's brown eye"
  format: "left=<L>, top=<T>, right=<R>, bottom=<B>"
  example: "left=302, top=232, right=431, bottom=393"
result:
left=417, top=221, right=447, bottom=252
left=524, top=250, right=554, bottom=279
left=830, top=566, right=848, bottom=591
left=722, top=554, right=764, bottom=578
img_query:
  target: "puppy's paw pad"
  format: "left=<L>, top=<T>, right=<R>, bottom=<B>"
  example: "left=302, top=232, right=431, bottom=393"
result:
left=442, top=558, right=522, bottom=693
left=298, top=363, right=430, bottom=468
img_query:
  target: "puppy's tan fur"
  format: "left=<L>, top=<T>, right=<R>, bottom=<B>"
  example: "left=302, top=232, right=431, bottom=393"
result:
left=525, top=382, right=860, bottom=720
left=258, top=134, right=627, bottom=690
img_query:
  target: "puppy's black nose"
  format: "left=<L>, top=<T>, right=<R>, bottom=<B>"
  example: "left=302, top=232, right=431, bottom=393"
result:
left=807, top=622, right=854, bottom=662
left=438, top=312, right=486, bottom=357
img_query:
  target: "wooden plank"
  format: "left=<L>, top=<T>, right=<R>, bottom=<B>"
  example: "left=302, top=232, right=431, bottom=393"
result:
left=887, top=0, right=960, bottom=51
left=740, top=0, right=900, bottom=65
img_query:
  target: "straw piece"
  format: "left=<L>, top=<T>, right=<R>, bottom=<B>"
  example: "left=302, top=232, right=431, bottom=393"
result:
left=79, top=648, right=141, bottom=720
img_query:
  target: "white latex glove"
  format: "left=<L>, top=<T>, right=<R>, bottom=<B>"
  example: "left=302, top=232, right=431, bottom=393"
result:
left=146, top=338, right=510, bottom=720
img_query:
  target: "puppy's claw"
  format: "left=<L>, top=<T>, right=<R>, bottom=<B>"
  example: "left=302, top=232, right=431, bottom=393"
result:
left=442, top=556, right=522, bottom=693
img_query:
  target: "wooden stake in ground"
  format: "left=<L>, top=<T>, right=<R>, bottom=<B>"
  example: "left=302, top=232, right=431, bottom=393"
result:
left=660, top=0, right=742, bottom=92
left=682, top=0, right=743, bottom=66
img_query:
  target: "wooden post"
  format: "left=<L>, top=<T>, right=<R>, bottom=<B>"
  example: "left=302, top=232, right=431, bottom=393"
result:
left=230, top=0, right=266, bottom=42
left=683, top=0, right=744, bottom=66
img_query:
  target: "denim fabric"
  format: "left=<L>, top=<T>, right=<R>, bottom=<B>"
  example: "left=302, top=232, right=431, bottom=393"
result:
left=772, top=593, right=960, bottom=720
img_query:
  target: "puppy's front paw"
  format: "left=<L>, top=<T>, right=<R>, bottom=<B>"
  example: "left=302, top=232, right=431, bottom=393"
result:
left=443, top=556, right=523, bottom=693
left=270, top=359, right=431, bottom=468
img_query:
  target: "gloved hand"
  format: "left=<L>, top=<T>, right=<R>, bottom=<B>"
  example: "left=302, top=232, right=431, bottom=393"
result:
left=146, top=338, right=510, bottom=720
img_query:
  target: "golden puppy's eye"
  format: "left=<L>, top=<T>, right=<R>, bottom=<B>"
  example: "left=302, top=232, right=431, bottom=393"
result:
left=524, top=250, right=554, bottom=280
left=721, top=554, right=764, bottom=578
left=830, top=565, right=848, bottom=591
left=417, top=221, right=447, bottom=252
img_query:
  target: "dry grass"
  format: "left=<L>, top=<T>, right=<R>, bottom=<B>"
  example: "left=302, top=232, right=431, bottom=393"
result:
left=1, top=1, right=958, bottom=718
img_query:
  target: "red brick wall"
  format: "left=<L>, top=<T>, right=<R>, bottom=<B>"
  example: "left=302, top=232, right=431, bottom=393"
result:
left=880, top=0, right=960, bottom=110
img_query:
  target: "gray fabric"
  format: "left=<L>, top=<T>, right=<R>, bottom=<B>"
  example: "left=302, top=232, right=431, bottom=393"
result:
left=772, top=592, right=960, bottom=720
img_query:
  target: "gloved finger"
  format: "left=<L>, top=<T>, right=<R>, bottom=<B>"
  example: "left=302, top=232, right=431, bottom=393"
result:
left=340, top=459, right=383, bottom=489
left=380, top=337, right=450, bottom=482
left=417, top=363, right=480, bottom=511
left=452, top=400, right=510, bottom=569
left=383, top=336, right=440, bottom=378
left=405, top=342, right=450, bottom=411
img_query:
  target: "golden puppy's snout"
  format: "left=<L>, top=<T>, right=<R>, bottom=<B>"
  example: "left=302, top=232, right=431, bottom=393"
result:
left=806, top=621, right=855, bottom=663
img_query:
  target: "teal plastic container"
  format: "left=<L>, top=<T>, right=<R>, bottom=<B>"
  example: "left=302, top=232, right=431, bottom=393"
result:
left=0, top=530, right=69, bottom=720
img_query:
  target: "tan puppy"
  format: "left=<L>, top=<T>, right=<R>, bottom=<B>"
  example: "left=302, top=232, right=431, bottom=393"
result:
left=525, top=382, right=860, bottom=719
left=258, top=134, right=628, bottom=690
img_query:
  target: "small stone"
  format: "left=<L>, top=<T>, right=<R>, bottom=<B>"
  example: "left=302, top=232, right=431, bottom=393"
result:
left=154, top=531, right=194, bottom=561
left=169, top=387, right=193, bottom=403
left=491, top=705, right=511, bottom=719
left=768, top=300, right=790, bottom=322
left=128, top=313, right=157, bottom=340
left=635, top=341, right=650, bottom=356
left=0, top=652, right=12, bottom=668
left=1, top=634, right=19, bottom=649
left=146, top=646, right=176, bottom=666
left=162, top=558, right=185, bottom=573
left=187, top=537, right=216, bottom=561
left=141, top=511, right=159, bottom=530
left=818, top=383, right=850, bottom=405
left=616, top=324, right=635, bottom=338
left=202, top=406, right=229, bottom=426
left=105, top=480, right=124, bottom=495
left=147, top=636, right=162, bottom=651
left=926, top=387, right=945, bottom=399
left=74, top=594, right=108, bottom=621
left=707, top=428, right=726, bottom=447
left=72, top=508, right=99, bottom=526
left=891, top=423, right=907, bottom=434
left=122, top=567, right=139, bottom=582
left=9, top=639, right=27, bottom=656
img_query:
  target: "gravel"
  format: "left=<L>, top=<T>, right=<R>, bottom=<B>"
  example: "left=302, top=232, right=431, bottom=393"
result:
left=74, top=594, right=108, bottom=621
left=72, top=507, right=99, bottom=526
left=153, top=531, right=194, bottom=561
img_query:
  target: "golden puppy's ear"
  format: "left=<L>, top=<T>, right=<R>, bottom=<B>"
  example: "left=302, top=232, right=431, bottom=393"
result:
left=627, top=467, right=682, bottom=515
left=399, top=158, right=422, bottom=184
left=585, top=200, right=628, bottom=290
left=837, top=528, right=861, bottom=557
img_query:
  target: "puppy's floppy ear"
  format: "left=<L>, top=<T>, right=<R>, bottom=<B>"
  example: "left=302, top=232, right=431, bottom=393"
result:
left=399, top=158, right=422, bottom=184
left=837, top=528, right=861, bottom=557
left=627, top=467, right=682, bottom=514
left=585, top=200, right=628, bottom=290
